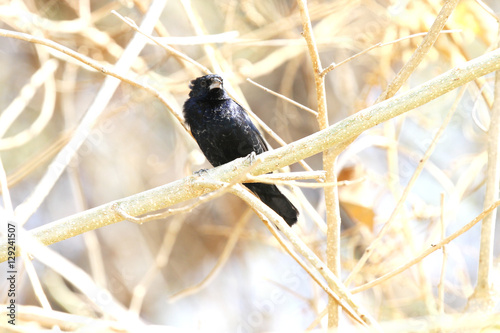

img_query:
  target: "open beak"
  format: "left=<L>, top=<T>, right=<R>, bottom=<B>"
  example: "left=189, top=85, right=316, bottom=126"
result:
left=209, top=79, right=222, bottom=90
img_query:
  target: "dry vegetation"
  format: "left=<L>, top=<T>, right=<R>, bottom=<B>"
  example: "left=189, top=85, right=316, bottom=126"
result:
left=0, top=0, right=499, bottom=332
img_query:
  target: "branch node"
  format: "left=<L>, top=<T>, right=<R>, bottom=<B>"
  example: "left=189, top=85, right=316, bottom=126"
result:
left=111, top=202, right=144, bottom=225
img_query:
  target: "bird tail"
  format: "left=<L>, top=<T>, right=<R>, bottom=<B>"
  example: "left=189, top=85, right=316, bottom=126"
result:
left=244, top=183, right=298, bottom=226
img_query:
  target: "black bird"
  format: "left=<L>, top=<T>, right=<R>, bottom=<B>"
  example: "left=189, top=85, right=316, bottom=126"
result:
left=183, top=74, right=298, bottom=226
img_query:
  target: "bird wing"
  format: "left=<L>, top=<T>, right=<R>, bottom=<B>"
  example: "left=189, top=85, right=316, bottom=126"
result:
left=233, top=101, right=269, bottom=153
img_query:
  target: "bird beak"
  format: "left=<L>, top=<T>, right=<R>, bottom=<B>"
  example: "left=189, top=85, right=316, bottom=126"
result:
left=209, top=79, right=222, bottom=90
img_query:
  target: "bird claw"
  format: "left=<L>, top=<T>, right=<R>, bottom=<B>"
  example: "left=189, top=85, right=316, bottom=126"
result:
left=194, top=168, right=209, bottom=177
left=246, top=151, right=257, bottom=164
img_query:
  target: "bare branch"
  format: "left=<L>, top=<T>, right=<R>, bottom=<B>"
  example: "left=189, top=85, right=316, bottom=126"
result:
left=352, top=200, right=500, bottom=294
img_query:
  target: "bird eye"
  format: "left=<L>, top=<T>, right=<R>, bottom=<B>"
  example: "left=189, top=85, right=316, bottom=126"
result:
left=200, top=80, right=207, bottom=87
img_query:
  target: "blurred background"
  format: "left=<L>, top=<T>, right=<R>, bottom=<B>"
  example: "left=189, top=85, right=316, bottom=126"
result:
left=0, top=0, right=499, bottom=331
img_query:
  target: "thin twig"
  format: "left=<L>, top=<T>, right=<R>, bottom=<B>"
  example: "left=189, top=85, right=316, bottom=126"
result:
left=376, top=0, right=460, bottom=102
left=246, top=174, right=364, bottom=188
left=352, top=200, right=500, bottom=294
left=291, top=186, right=327, bottom=234
left=321, top=30, right=461, bottom=77
left=0, top=59, right=58, bottom=148
left=22, top=250, right=52, bottom=310
left=246, top=78, right=318, bottom=116
left=154, top=31, right=240, bottom=45
left=2, top=131, right=71, bottom=191
left=306, top=307, right=327, bottom=331
left=129, top=215, right=185, bottom=314
left=111, top=10, right=211, bottom=74
left=474, top=0, right=499, bottom=21
left=246, top=171, right=326, bottom=182
left=437, top=193, right=447, bottom=315
left=168, top=209, right=251, bottom=302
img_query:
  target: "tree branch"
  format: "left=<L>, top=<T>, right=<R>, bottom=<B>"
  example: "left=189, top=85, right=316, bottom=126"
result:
left=297, top=0, right=341, bottom=326
left=468, top=20, right=500, bottom=311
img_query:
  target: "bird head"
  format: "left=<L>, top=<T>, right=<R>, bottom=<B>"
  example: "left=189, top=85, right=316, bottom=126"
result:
left=188, top=74, right=228, bottom=100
